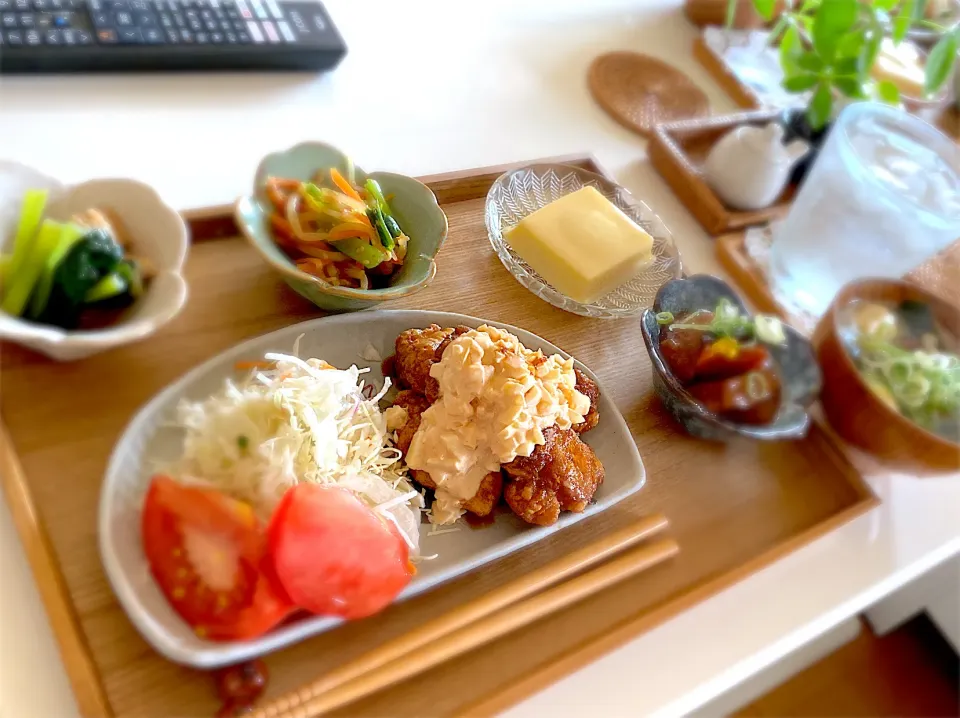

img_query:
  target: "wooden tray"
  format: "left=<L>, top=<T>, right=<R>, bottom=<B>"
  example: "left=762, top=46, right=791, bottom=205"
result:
left=717, top=229, right=960, bottom=328
left=649, top=110, right=795, bottom=235
left=0, top=154, right=878, bottom=718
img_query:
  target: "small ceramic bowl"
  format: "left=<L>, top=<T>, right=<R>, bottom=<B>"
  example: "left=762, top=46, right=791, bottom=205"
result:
left=0, top=161, right=188, bottom=362
left=814, top=278, right=960, bottom=471
left=640, top=274, right=821, bottom=441
left=234, top=142, right=448, bottom=312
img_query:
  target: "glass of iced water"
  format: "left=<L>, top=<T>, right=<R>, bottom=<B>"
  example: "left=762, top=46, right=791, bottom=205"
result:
left=769, top=102, right=960, bottom=318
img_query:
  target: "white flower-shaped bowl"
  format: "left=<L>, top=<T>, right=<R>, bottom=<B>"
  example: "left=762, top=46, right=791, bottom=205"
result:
left=0, top=162, right=189, bottom=361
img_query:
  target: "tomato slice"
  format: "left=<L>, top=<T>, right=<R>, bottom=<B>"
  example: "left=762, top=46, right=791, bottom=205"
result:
left=267, top=484, right=413, bottom=620
left=141, top=476, right=296, bottom=641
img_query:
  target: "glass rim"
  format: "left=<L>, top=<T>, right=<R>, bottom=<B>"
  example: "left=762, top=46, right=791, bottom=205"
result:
left=835, top=101, right=960, bottom=227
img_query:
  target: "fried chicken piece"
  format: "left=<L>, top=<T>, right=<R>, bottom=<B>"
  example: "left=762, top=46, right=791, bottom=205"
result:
left=393, top=325, right=454, bottom=395
left=391, top=390, right=431, bottom=455
left=412, top=469, right=503, bottom=517
left=502, top=427, right=604, bottom=526
left=392, top=389, right=502, bottom=517
left=573, top=367, right=600, bottom=434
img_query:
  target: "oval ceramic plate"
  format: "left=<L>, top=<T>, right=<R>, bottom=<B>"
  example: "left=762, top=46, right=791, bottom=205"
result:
left=99, top=310, right=646, bottom=668
left=485, top=164, right=682, bottom=318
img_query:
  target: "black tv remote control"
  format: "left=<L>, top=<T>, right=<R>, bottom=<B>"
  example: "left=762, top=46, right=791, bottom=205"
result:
left=0, top=0, right=346, bottom=73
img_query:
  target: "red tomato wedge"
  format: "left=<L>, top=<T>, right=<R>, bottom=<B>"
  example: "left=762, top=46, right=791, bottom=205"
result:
left=267, top=484, right=413, bottom=620
left=141, top=476, right=296, bottom=641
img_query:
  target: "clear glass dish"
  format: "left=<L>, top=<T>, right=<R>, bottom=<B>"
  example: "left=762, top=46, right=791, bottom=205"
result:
left=485, top=163, right=682, bottom=318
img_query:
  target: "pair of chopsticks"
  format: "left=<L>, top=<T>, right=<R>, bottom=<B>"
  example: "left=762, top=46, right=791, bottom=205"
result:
left=252, top=514, right=678, bottom=718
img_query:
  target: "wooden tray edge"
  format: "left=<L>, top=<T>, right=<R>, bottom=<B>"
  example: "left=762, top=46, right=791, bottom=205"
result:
left=463, top=462, right=878, bottom=717
left=0, top=419, right=112, bottom=718
left=693, top=35, right=762, bottom=111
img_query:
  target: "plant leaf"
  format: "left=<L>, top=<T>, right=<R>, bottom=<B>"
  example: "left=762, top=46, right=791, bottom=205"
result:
left=872, top=0, right=897, bottom=9
left=835, top=30, right=864, bottom=59
left=796, top=50, right=824, bottom=72
left=876, top=79, right=901, bottom=105
left=834, top=77, right=867, bottom=98
left=858, top=32, right=882, bottom=78
left=780, top=24, right=803, bottom=77
left=807, top=82, right=833, bottom=130
left=725, top=0, right=738, bottom=28
left=813, top=0, right=858, bottom=61
left=784, top=74, right=820, bottom=92
left=834, top=57, right=860, bottom=76
left=892, top=0, right=915, bottom=42
left=924, top=32, right=958, bottom=95
left=753, top=0, right=776, bottom=21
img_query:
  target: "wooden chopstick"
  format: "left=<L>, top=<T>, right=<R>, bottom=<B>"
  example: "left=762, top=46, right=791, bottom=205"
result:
left=252, top=514, right=672, bottom=718
left=298, top=537, right=679, bottom=718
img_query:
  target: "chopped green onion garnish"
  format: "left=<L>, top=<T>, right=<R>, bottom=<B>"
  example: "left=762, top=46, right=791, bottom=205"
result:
left=655, top=311, right=674, bottom=325
left=754, top=315, right=786, bottom=345
left=237, top=435, right=249, bottom=450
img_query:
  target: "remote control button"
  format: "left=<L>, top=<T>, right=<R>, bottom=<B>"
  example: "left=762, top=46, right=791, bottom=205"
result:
left=91, top=11, right=111, bottom=26
left=244, top=18, right=260, bottom=41
left=264, top=0, right=279, bottom=19
left=115, top=10, right=132, bottom=24
left=13, top=0, right=28, bottom=9
left=177, top=26, right=190, bottom=40
left=129, top=0, right=147, bottom=8
left=202, top=16, right=213, bottom=29
left=261, top=18, right=277, bottom=42
left=198, top=7, right=211, bottom=19
left=235, top=27, right=247, bottom=41
left=143, top=26, right=162, bottom=41
left=134, top=10, right=154, bottom=24
left=60, top=25, right=74, bottom=41
left=172, top=10, right=184, bottom=25
left=17, top=12, right=33, bottom=25
left=75, top=27, right=90, bottom=40
left=95, top=26, right=116, bottom=41
left=224, top=5, right=236, bottom=18
left=5, top=27, right=22, bottom=42
left=117, top=25, right=139, bottom=41
left=23, top=26, right=39, bottom=42
left=248, top=0, right=264, bottom=18
left=52, top=11, right=70, bottom=25
left=88, top=0, right=103, bottom=9
left=0, top=1, right=11, bottom=11
left=35, top=12, right=50, bottom=24
left=209, top=29, right=222, bottom=41
left=223, top=28, right=234, bottom=41
left=31, top=0, right=47, bottom=8
left=1, top=12, right=16, bottom=26
left=187, top=17, right=200, bottom=30
left=109, top=0, right=130, bottom=10
left=234, top=0, right=250, bottom=18
left=193, top=28, right=206, bottom=41
left=158, top=10, right=170, bottom=24
left=277, top=19, right=293, bottom=42
left=43, top=27, right=59, bottom=41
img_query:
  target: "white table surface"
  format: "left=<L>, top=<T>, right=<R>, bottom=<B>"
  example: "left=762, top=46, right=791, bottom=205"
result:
left=2, top=1, right=959, bottom=716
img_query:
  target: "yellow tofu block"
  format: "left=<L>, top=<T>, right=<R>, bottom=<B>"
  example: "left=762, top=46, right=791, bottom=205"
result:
left=504, top=186, right=653, bottom=304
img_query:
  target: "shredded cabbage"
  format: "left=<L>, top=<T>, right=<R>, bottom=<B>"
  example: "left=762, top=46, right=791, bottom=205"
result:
left=164, top=348, right=423, bottom=556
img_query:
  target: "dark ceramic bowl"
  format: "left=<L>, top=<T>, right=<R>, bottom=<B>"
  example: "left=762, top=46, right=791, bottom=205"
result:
left=640, top=274, right=822, bottom=441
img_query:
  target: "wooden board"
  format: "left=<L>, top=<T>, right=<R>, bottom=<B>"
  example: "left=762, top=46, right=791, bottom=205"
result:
left=0, top=154, right=878, bottom=718
left=648, top=110, right=795, bottom=235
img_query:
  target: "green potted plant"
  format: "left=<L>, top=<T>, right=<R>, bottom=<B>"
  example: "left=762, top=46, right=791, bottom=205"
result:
left=728, top=0, right=958, bottom=178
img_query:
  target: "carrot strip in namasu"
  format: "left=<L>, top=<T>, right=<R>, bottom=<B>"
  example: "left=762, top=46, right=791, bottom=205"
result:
left=268, top=215, right=298, bottom=248
left=265, top=177, right=300, bottom=212
left=328, top=227, right=371, bottom=241
left=329, top=168, right=362, bottom=202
